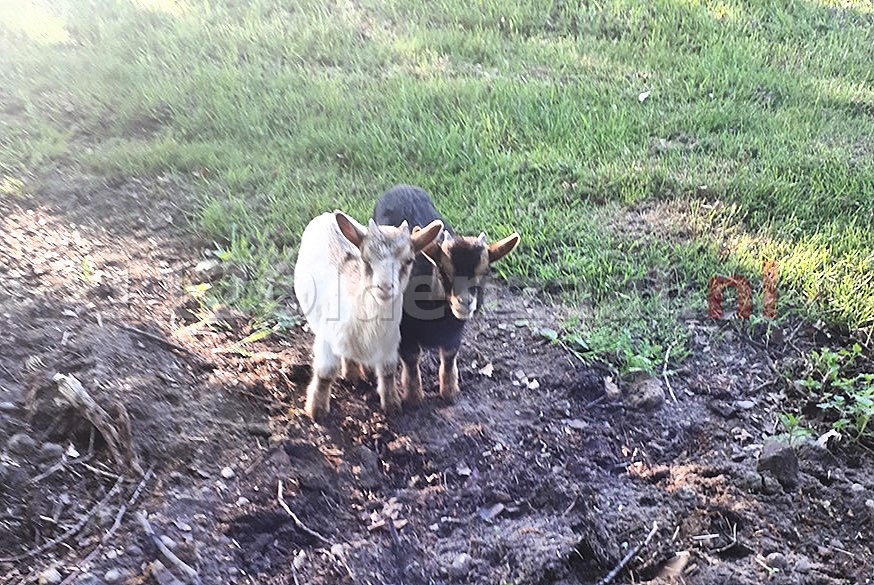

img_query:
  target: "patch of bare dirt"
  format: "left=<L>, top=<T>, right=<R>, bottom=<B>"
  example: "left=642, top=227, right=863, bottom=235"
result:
left=1, top=172, right=873, bottom=585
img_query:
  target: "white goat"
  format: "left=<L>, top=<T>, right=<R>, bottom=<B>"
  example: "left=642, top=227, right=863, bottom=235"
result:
left=294, top=211, right=443, bottom=420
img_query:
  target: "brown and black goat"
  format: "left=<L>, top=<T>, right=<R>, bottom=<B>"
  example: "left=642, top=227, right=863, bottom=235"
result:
left=372, top=185, right=520, bottom=403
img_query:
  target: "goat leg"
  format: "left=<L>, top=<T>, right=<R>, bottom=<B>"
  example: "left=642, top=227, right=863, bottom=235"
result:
left=400, top=347, right=424, bottom=405
left=306, top=340, right=338, bottom=420
left=376, top=363, right=402, bottom=415
left=341, top=358, right=366, bottom=384
left=439, top=347, right=460, bottom=402
left=305, top=375, right=334, bottom=420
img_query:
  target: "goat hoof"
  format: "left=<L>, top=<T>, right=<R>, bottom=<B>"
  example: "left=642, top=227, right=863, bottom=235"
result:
left=401, top=386, right=424, bottom=406
left=440, top=385, right=460, bottom=403
left=381, top=397, right=403, bottom=416
left=305, top=397, right=331, bottom=421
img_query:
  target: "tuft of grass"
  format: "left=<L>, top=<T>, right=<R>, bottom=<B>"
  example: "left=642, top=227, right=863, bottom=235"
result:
left=1, top=0, right=872, bottom=368
left=796, top=345, right=874, bottom=443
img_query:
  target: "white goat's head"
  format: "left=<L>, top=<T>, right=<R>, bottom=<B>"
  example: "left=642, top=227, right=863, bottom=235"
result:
left=335, top=212, right=443, bottom=304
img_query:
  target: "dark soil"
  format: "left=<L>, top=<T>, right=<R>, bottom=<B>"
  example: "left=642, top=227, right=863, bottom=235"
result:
left=1, top=172, right=873, bottom=585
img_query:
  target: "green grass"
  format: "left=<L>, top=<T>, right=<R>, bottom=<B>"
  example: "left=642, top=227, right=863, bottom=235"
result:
left=1, top=0, right=872, bottom=372
left=794, top=344, right=874, bottom=443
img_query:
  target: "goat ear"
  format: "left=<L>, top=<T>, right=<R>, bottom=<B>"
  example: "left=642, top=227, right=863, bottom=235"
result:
left=411, top=220, right=444, bottom=254
left=477, top=232, right=487, bottom=245
left=487, top=232, right=521, bottom=264
left=399, top=220, right=410, bottom=234
left=410, top=226, right=440, bottom=265
left=335, top=212, right=367, bottom=249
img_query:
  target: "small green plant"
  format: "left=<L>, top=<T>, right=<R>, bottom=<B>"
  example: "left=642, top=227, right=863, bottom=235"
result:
left=777, top=413, right=812, bottom=446
left=0, top=176, right=26, bottom=198
left=80, top=256, right=95, bottom=283
left=817, top=376, right=874, bottom=442
left=799, top=344, right=874, bottom=443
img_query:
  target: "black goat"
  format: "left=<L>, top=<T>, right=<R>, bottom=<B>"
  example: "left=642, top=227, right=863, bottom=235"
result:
left=373, top=185, right=520, bottom=403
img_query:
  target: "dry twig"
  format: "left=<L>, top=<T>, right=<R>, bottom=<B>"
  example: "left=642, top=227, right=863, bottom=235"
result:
left=29, top=455, right=70, bottom=485
left=149, top=560, right=186, bottom=585
left=0, top=476, right=125, bottom=563
left=136, top=511, right=202, bottom=585
left=53, top=373, right=143, bottom=476
left=595, top=521, right=659, bottom=585
left=290, top=557, right=301, bottom=585
left=277, top=481, right=354, bottom=580
left=387, top=515, right=407, bottom=585
left=277, top=480, right=333, bottom=546
left=663, top=344, right=678, bottom=403
left=59, top=467, right=155, bottom=585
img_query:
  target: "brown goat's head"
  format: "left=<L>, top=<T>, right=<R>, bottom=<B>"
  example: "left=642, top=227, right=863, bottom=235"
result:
left=414, top=229, right=520, bottom=320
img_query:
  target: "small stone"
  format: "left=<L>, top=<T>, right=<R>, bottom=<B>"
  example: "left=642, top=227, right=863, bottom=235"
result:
left=449, top=553, right=473, bottom=578
left=761, top=474, right=783, bottom=495
left=625, top=377, right=665, bottom=411
left=765, top=552, right=788, bottom=570
left=174, top=519, right=192, bottom=532
left=126, top=544, right=143, bottom=557
left=793, top=556, right=813, bottom=573
left=245, top=422, right=271, bottom=437
left=193, top=258, right=223, bottom=281
left=75, top=573, right=102, bottom=585
left=220, top=466, right=235, bottom=479
left=603, top=377, right=621, bottom=401
left=757, top=438, right=799, bottom=490
left=566, top=419, right=588, bottom=431
left=735, top=400, right=755, bottom=410
left=478, top=503, right=505, bottom=522
left=104, top=568, right=124, bottom=583
left=865, top=499, right=874, bottom=511
left=236, top=497, right=251, bottom=506
left=350, top=445, right=381, bottom=490
left=160, top=535, right=177, bottom=550
left=8, top=432, right=37, bottom=455
left=850, top=483, right=865, bottom=493
left=527, top=379, right=540, bottom=390
left=38, top=568, right=62, bottom=585
left=293, top=550, right=307, bottom=570
left=38, top=442, right=65, bottom=461
left=676, top=486, right=697, bottom=502
left=0, top=401, right=18, bottom=412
